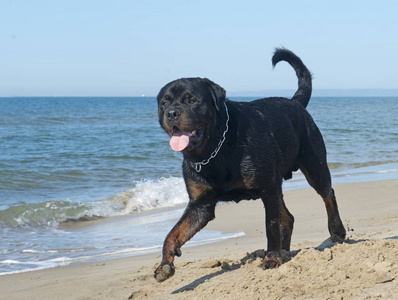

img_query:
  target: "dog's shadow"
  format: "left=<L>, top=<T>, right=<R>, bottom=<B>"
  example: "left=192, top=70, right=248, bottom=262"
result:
left=171, top=269, right=226, bottom=294
left=171, top=237, right=363, bottom=295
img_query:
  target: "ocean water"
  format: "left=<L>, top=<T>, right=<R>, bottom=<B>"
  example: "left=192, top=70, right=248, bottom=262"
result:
left=0, top=96, right=397, bottom=275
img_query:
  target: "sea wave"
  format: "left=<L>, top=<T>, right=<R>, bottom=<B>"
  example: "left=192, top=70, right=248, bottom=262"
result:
left=2, top=163, right=398, bottom=229
left=107, top=177, right=188, bottom=213
left=0, top=177, right=188, bottom=229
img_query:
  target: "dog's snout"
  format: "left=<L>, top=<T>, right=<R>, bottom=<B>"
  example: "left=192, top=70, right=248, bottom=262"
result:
left=166, top=108, right=181, bottom=120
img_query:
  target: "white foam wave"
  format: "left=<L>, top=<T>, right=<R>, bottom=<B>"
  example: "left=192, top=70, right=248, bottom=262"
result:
left=118, top=177, right=188, bottom=214
left=0, top=257, right=73, bottom=275
left=22, top=249, right=58, bottom=254
left=89, top=177, right=188, bottom=217
left=0, top=177, right=188, bottom=229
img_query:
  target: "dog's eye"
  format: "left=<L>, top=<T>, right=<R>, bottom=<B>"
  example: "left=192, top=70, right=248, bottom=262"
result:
left=188, top=99, right=196, bottom=105
left=161, top=100, right=169, bottom=108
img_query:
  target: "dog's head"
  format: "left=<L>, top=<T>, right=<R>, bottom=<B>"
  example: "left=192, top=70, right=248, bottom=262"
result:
left=157, top=78, right=226, bottom=153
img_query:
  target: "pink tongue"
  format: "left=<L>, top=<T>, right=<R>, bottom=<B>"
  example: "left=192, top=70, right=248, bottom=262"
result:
left=170, top=130, right=190, bottom=151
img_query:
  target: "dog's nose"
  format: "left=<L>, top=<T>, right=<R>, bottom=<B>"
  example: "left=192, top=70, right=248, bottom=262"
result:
left=166, top=108, right=181, bottom=120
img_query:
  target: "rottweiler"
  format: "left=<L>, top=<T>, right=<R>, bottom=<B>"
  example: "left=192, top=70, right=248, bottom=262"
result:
left=154, top=48, right=346, bottom=282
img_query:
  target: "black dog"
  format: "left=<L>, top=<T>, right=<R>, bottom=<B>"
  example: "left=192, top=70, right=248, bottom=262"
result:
left=154, top=48, right=346, bottom=282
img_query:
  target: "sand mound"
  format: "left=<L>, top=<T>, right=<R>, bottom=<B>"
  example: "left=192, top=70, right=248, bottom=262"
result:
left=130, top=238, right=398, bottom=299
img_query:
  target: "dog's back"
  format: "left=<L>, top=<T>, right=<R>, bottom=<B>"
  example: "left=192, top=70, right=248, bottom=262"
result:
left=227, top=49, right=316, bottom=181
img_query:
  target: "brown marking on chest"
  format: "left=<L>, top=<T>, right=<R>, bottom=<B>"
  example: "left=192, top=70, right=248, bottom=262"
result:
left=243, top=175, right=257, bottom=189
left=186, top=180, right=212, bottom=200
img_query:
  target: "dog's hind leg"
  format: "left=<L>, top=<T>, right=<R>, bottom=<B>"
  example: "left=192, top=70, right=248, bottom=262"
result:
left=298, top=115, right=346, bottom=242
left=322, top=188, right=346, bottom=242
left=281, top=194, right=294, bottom=251
left=154, top=201, right=216, bottom=282
left=299, top=159, right=346, bottom=242
left=259, top=189, right=283, bottom=269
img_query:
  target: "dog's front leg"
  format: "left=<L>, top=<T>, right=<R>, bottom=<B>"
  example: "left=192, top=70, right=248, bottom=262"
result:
left=154, top=201, right=216, bottom=282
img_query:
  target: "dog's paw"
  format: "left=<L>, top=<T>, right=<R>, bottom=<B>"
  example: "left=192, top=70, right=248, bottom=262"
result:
left=154, top=263, right=175, bottom=282
left=330, top=223, right=346, bottom=243
left=259, top=255, right=282, bottom=270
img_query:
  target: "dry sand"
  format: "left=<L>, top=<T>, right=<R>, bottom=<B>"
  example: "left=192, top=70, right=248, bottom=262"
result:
left=1, top=180, right=398, bottom=300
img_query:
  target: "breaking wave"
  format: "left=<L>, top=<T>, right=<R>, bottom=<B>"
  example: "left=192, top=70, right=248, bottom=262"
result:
left=0, top=177, right=188, bottom=229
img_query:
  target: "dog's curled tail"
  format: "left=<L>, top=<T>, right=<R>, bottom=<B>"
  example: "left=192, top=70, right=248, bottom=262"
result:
left=272, top=48, right=312, bottom=108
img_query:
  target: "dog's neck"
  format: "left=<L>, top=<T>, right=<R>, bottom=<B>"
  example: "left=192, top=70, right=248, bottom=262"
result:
left=187, top=102, right=230, bottom=172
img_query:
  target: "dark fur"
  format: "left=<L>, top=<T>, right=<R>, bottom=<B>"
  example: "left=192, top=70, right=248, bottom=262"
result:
left=154, top=48, right=346, bottom=282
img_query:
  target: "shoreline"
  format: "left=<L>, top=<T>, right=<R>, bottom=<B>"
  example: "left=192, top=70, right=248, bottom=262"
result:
left=1, top=163, right=398, bottom=277
left=2, top=180, right=398, bottom=299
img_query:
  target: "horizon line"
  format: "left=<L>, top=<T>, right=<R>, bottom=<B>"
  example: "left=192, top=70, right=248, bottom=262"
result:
left=1, top=88, right=398, bottom=98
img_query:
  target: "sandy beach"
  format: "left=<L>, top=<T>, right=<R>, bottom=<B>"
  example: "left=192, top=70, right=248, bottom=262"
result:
left=1, top=180, right=398, bottom=299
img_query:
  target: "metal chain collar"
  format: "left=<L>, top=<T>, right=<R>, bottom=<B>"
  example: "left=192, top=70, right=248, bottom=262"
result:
left=193, top=102, right=230, bottom=172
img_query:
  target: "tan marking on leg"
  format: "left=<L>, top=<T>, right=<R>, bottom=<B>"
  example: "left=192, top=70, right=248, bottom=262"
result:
left=280, top=197, right=294, bottom=250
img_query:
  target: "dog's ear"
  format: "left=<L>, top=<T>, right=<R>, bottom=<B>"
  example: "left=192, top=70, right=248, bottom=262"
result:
left=203, top=78, right=226, bottom=112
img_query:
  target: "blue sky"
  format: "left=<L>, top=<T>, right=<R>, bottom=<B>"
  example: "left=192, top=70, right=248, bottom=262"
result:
left=1, top=0, right=397, bottom=96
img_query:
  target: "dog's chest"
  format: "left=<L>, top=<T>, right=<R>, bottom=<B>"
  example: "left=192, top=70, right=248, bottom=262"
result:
left=193, top=167, right=260, bottom=202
